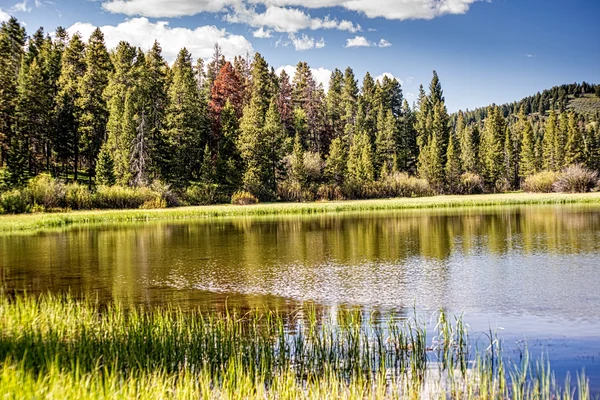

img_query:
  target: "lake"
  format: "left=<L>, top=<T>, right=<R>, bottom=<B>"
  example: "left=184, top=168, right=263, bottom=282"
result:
left=1, top=204, right=600, bottom=389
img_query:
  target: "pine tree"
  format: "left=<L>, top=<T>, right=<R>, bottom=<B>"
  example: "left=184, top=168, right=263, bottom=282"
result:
left=457, top=111, right=476, bottom=174
left=104, top=41, right=137, bottom=186
left=290, top=131, right=306, bottom=186
left=555, top=111, right=568, bottom=170
left=480, top=106, right=506, bottom=189
left=375, top=109, right=397, bottom=178
left=565, top=112, right=583, bottom=166
left=341, top=67, right=358, bottom=143
left=216, top=100, right=242, bottom=191
left=164, top=48, right=208, bottom=187
left=0, top=17, right=26, bottom=168
left=209, top=61, right=244, bottom=133
left=519, top=111, right=537, bottom=178
left=55, top=33, right=86, bottom=182
left=77, top=28, right=111, bottom=186
left=399, top=100, right=417, bottom=173
left=445, top=131, right=461, bottom=193
left=277, top=69, right=294, bottom=137
left=542, top=110, right=558, bottom=170
left=262, top=100, right=287, bottom=196
left=238, top=99, right=265, bottom=198
left=347, top=131, right=374, bottom=186
left=325, top=137, right=346, bottom=186
left=95, top=145, right=115, bottom=186
left=250, top=52, right=271, bottom=118
left=326, top=69, right=344, bottom=142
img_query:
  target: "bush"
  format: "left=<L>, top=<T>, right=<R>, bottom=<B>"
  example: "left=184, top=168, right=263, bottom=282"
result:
left=26, top=174, right=66, bottom=209
left=64, top=183, right=92, bottom=210
left=0, top=189, right=30, bottom=214
left=231, top=191, right=258, bottom=205
left=459, top=173, right=484, bottom=195
left=0, top=167, right=9, bottom=194
left=553, top=164, right=599, bottom=193
left=522, top=171, right=561, bottom=193
left=149, top=180, right=180, bottom=207
left=93, top=186, right=163, bottom=209
left=316, top=184, right=345, bottom=201
left=139, top=197, right=167, bottom=209
left=277, top=180, right=303, bottom=202
left=185, top=183, right=221, bottom=205
left=366, top=173, right=432, bottom=198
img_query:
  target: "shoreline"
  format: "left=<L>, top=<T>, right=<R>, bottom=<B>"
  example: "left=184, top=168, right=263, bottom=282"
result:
left=2, top=192, right=600, bottom=233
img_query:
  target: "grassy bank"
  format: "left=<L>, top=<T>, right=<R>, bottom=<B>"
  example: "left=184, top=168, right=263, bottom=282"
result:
left=0, top=293, right=591, bottom=399
left=2, top=192, right=600, bottom=233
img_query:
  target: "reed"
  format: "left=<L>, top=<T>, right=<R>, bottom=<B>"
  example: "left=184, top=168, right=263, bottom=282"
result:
left=2, top=192, right=600, bottom=233
left=0, top=293, right=592, bottom=399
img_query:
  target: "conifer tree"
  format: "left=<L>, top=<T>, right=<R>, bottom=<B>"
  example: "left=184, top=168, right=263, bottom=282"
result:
left=277, top=70, right=294, bottom=137
left=375, top=109, right=398, bottom=178
left=250, top=53, right=271, bottom=118
left=216, top=100, right=242, bottom=191
left=77, top=28, right=111, bottom=186
left=325, top=137, right=346, bottom=186
left=565, top=112, right=584, bottom=166
left=326, top=69, right=344, bottom=142
left=480, top=106, right=506, bottom=189
left=542, top=110, right=558, bottom=170
left=0, top=17, right=26, bottom=168
left=164, top=48, right=208, bottom=187
left=347, top=131, right=374, bottom=186
left=103, top=41, right=137, bottom=185
left=341, top=67, right=358, bottom=143
left=445, top=131, right=461, bottom=193
left=399, top=100, right=418, bottom=173
left=96, top=145, right=115, bottom=186
left=55, top=33, right=86, bottom=181
left=290, top=131, right=306, bottom=187
left=263, top=100, right=287, bottom=196
left=519, top=111, right=537, bottom=178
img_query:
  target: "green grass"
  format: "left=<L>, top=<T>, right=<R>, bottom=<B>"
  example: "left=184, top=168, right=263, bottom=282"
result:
left=0, top=293, right=591, bottom=399
left=2, top=192, right=600, bottom=233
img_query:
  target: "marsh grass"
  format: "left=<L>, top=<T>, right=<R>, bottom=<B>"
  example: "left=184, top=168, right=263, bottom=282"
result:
left=2, top=192, right=600, bottom=233
left=0, top=294, right=593, bottom=399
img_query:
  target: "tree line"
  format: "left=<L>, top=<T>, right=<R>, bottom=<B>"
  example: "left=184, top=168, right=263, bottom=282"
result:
left=1, top=17, right=600, bottom=205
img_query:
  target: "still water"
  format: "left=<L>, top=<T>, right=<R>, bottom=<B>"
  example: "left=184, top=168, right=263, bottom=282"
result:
left=1, top=204, right=600, bottom=386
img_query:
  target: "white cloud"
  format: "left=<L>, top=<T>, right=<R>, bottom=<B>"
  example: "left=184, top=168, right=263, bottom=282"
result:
left=225, top=5, right=360, bottom=33
left=288, top=33, right=325, bottom=51
left=276, top=64, right=332, bottom=91
left=102, top=0, right=235, bottom=17
left=249, top=0, right=481, bottom=20
left=375, top=72, right=403, bottom=85
left=0, top=9, right=11, bottom=21
left=253, top=26, right=272, bottom=38
left=10, top=1, right=31, bottom=12
left=345, top=36, right=372, bottom=47
left=526, top=53, right=534, bottom=58
left=101, top=0, right=480, bottom=23
left=378, top=38, right=392, bottom=47
left=66, top=18, right=254, bottom=62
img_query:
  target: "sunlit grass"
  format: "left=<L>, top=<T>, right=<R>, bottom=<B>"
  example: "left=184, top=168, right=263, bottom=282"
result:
left=0, top=294, right=592, bottom=399
left=2, top=192, right=600, bottom=233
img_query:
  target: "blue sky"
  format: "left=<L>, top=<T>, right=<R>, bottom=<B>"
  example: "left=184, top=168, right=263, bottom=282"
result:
left=1, top=0, right=599, bottom=112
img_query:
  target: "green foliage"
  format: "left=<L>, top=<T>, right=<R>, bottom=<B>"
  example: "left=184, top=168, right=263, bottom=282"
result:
left=366, top=172, right=432, bottom=198
left=231, top=190, right=258, bottom=205
left=95, top=145, right=116, bottom=186
left=347, top=131, right=374, bottom=186
left=522, top=171, right=561, bottom=193
left=93, top=185, right=164, bottom=209
left=26, top=174, right=65, bottom=209
left=459, top=172, right=484, bottom=195
left=185, top=183, right=221, bottom=205
left=0, top=189, right=30, bottom=214
left=480, top=106, right=506, bottom=189
left=64, top=182, right=92, bottom=210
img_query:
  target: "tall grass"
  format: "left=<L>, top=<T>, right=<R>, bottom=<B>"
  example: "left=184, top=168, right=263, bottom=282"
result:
left=0, top=294, right=592, bottom=399
left=3, top=192, right=600, bottom=233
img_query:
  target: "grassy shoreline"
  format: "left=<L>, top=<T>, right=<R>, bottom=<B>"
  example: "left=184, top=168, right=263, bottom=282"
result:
left=2, top=192, right=600, bottom=233
left=0, top=294, right=591, bottom=399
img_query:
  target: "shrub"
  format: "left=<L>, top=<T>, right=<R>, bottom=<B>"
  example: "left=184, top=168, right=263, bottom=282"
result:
left=185, top=183, right=221, bottom=205
left=93, top=186, right=162, bottom=209
left=149, top=180, right=180, bottom=207
left=316, top=184, right=345, bottom=201
left=522, top=171, right=561, bottom=193
left=0, top=167, right=9, bottom=194
left=140, top=197, right=167, bottom=209
left=277, top=180, right=303, bottom=202
left=553, top=164, right=599, bottom=193
left=26, top=174, right=66, bottom=209
left=459, top=172, right=484, bottom=195
left=368, top=173, right=432, bottom=198
left=303, top=152, right=324, bottom=183
left=64, top=183, right=92, bottom=210
left=231, top=191, right=258, bottom=205
left=0, top=189, right=30, bottom=214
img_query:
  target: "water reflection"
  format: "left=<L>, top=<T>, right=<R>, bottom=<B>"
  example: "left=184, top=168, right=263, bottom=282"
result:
left=1, top=205, right=599, bottom=320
